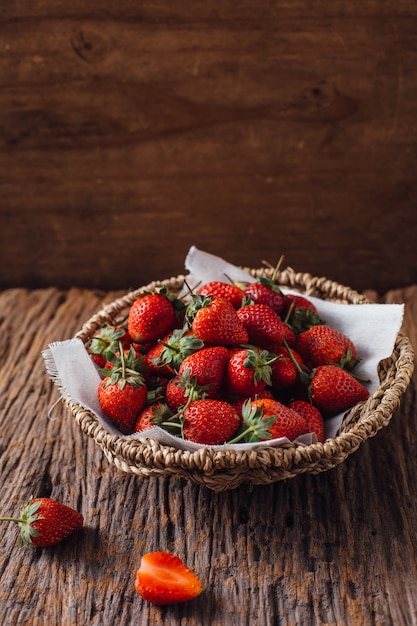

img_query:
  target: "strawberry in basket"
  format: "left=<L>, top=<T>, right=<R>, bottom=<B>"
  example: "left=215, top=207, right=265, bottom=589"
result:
left=93, top=276, right=371, bottom=442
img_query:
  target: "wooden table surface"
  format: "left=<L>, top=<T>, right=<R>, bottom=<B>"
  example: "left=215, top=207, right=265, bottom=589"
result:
left=0, top=283, right=416, bottom=626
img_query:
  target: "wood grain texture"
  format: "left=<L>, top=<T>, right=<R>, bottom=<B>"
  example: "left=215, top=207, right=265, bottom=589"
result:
left=1, top=1, right=417, bottom=293
left=0, top=284, right=416, bottom=625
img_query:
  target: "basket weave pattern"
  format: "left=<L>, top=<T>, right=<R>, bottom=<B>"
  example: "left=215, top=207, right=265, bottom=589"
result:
left=71, top=267, right=415, bottom=492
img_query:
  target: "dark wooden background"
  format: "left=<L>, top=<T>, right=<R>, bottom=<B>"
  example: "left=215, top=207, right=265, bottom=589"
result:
left=1, top=1, right=416, bottom=294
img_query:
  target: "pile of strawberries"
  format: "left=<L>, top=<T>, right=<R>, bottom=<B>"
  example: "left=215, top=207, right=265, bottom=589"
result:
left=87, top=275, right=370, bottom=446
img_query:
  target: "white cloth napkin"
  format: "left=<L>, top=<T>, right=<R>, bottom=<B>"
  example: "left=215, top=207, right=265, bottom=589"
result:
left=43, top=246, right=404, bottom=451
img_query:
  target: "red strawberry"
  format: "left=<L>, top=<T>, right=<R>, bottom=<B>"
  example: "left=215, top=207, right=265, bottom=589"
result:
left=244, top=277, right=286, bottom=315
left=296, top=325, right=358, bottom=369
left=165, top=372, right=208, bottom=412
left=98, top=348, right=148, bottom=433
left=288, top=400, right=325, bottom=443
left=228, top=398, right=308, bottom=443
left=134, top=402, right=174, bottom=432
left=226, top=346, right=276, bottom=396
left=179, top=346, right=230, bottom=398
left=0, top=497, right=83, bottom=547
left=230, top=389, right=274, bottom=417
left=87, top=325, right=131, bottom=368
left=282, top=294, right=320, bottom=317
left=128, top=291, right=177, bottom=344
left=281, top=293, right=321, bottom=334
left=182, top=399, right=241, bottom=444
left=135, top=551, right=203, bottom=605
left=197, top=281, right=245, bottom=309
left=250, top=398, right=310, bottom=440
left=265, top=317, right=296, bottom=349
left=309, top=365, right=370, bottom=414
left=236, top=303, right=287, bottom=348
left=270, top=345, right=304, bottom=390
left=187, top=295, right=249, bottom=346
left=144, top=329, right=204, bottom=377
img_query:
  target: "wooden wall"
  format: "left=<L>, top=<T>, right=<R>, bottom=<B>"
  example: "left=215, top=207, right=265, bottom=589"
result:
left=1, top=1, right=417, bottom=293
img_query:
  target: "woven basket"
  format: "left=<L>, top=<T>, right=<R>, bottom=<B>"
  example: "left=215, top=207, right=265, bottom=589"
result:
left=70, top=266, right=414, bottom=492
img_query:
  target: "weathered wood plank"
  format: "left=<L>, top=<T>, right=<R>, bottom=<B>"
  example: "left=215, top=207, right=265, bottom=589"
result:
left=1, top=2, right=417, bottom=293
left=0, top=284, right=416, bottom=625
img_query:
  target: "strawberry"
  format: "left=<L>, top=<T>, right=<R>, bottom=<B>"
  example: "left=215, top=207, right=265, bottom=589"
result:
left=178, top=346, right=230, bottom=398
left=288, top=400, right=325, bottom=443
left=250, top=398, right=309, bottom=440
left=128, top=291, right=177, bottom=344
left=182, top=399, right=241, bottom=444
left=230, top=389, right=274, bottom=417
left=264, top=317, right=296, bottom=349
left=236, top=303, right=288, bottom=348
left=197, top=280, right=245, bottom=309
left=228, top=398, right=308, bottom=443
left=186, top=295, right=249, bottom=346
left=309, top=365, right=370, bottom=414
left=144, top=329, right=204, bottom=377
left=134, top=402, right=174, bottom=433
left=244, top=276, right=286, bottom=315
left=165, top=371, right=208, bottom=412
left=0, top=497, right=83, bottom=547
left=283, top=293, right=318, bottom=315
left=98, top=347, right=148, bottom=433
left=225, top=346, right=276, bottom=396
left=135, top=551, right=203, bottom=605
left=87, top=325, right=131, bottom=368
left=270, top=345, right=304, bottom=390
left=282, top=294, right=324, bottom=333
left=296, top=325, right=358, bottom=369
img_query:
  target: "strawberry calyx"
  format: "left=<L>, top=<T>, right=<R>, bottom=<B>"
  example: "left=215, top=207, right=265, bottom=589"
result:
left=99, top=344, right=146, bottom=389
left=242, top=346, right=278, bottom=386
left=151, top=329, right=204, bottom=370
left=339, top=348, right=361, bottom=372
left=183, top=294, right=213, bottom=328
left=227, top=400, right=277, bottom=443
left=87, top=325, right=129, bottom=362
left=284, top=302, right=325, bottom=333
left=0, top=497, right=42, bottom=546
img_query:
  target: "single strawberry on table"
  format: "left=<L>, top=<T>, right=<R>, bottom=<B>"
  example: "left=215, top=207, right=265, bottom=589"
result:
left=135, top=551, right=203, bottom=605
left=0, top=497, right=84, bottom=547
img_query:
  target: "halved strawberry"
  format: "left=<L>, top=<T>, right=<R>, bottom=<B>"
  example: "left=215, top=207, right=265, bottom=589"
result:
left=135, top=551, right=203, bottom=605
